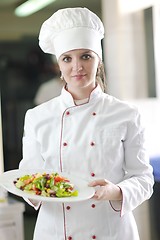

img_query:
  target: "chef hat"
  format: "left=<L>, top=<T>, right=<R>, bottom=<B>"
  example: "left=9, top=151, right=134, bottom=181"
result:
left=39, top=7, right=104, bottom=60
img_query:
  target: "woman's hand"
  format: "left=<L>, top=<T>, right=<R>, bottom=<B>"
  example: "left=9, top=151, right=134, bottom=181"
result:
left=89, top=179, right=122, bottom=201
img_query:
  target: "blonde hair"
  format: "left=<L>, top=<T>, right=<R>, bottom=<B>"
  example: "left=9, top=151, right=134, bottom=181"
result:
left=96, top=62, right=107, bottom=92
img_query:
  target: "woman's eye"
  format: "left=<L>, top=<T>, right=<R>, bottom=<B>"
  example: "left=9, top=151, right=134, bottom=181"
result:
left=82, top=54, right=92, bottom=60
left=63, top=57, right=71, bottom=62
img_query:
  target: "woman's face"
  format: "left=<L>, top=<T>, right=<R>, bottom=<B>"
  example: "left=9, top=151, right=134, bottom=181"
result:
left=58, top=49, right=100, bottom=95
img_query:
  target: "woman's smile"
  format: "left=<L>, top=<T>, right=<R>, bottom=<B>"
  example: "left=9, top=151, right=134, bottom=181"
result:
left=72, top=74, right=87, bottom=80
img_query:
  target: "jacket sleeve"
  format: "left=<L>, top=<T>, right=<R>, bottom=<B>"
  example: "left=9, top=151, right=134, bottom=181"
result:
left=19, top=109, right=44, bottom=170
left=19, top=109, right=44, bottom=209
left=112, top=109, right=154, bottom=217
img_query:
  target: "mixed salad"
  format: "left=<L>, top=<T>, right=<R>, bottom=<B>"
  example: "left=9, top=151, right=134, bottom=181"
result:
left=13, top=172, right=78, bottom=198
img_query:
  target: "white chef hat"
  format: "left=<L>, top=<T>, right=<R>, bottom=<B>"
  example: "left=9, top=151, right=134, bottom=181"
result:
left=39, top=7, right=104, bottom=60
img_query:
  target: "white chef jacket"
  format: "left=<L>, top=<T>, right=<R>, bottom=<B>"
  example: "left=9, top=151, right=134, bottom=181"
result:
left=19, top=85, right=154, bottom=240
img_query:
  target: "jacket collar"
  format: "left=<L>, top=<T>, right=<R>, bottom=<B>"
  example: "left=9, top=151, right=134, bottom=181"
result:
left=61, top=84, right=103, bottom=107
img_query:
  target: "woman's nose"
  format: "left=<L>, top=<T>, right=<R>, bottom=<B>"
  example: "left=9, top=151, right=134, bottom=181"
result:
left=72, top=60, right=83, bottom=72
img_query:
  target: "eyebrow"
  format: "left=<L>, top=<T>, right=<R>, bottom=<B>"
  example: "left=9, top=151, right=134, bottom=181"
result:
left=61, top=50, right=92, bottom=57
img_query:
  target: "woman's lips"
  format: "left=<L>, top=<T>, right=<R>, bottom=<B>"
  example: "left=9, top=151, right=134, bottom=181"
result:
left=72, top=74, right=86, bottom=80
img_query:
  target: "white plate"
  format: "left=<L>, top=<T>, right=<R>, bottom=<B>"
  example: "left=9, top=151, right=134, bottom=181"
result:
left=0, top=169, right=95, bottom=202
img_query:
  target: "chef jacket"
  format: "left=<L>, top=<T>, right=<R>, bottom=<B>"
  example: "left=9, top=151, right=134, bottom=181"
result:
left=19, top=85, right=154, bottom=240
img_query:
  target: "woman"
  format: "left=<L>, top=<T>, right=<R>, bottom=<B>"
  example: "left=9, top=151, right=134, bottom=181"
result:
left=19, top=7, right=154, bottom=240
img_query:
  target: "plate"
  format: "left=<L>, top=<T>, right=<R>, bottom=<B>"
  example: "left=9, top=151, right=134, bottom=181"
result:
left=0, top=169, right=95, bottom=202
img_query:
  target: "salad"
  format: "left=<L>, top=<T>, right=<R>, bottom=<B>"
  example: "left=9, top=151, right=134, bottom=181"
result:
left=13, top=172, right=78, bottom=198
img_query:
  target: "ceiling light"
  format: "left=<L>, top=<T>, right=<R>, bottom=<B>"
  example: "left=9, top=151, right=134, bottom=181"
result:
left=15, top=0, right=56, bottom=17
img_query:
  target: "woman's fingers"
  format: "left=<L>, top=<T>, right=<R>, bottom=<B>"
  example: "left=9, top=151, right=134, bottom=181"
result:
left=89, top=179, right=122, bottom=201
left=89, top=179, right=109, bottom=187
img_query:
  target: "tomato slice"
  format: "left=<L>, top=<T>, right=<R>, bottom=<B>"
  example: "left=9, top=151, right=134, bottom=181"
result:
left=54, top=175, right=69, bottom=183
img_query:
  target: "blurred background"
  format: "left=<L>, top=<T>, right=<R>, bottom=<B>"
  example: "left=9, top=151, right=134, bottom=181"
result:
left=0, top=0, right=160, bottom=239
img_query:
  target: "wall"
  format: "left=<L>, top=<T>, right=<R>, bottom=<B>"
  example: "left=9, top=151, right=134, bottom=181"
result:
left=101, top=0, right=156, bottom=100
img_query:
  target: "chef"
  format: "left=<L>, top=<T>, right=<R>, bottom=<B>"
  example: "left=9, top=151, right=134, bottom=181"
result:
left=19, top=7, right=154, bottom=240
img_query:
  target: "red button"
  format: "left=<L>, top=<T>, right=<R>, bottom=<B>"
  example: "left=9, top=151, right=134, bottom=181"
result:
left=63, top=142, right=67, bottom=146
left=90, top=141, right=95, bottom=146
left=68, top=237, right=72, bottom=240
left=92, top=112, right=96, bottom=116
left=92, top=235, right=96, bottom=239
left=66, top=206, right=71, bottom=210
left=91, top=204, right=96, bottom=208
left=91, top=172, right=95, bottom=177
left=66, top=111, right=70, bottom=115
